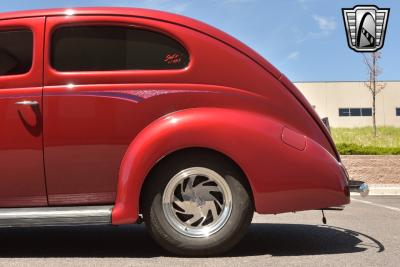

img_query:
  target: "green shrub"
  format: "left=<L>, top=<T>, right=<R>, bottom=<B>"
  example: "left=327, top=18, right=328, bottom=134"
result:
left=336, top=143, right=400, bottom=155
left=331, top=127, right=400, bottom=155
left=331, top=127, right=400, bottom=148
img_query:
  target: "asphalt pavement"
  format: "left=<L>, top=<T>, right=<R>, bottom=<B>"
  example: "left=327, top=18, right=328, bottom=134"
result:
left=0, top=196, right=399, bottom=266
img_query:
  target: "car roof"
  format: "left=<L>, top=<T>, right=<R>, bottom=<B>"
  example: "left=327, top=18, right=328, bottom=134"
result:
left=0, top=7, right=281, bottom=79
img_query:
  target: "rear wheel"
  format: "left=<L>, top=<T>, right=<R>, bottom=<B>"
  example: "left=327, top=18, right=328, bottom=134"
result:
left=142, top=151, right=253, bottom=256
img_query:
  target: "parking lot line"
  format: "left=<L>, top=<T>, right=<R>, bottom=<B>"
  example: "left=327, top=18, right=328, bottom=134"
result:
left=351, top=198, right=400, bottom=212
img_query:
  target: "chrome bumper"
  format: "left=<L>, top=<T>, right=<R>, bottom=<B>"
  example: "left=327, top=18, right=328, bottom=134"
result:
left=349, top=180, right=369, bottom=197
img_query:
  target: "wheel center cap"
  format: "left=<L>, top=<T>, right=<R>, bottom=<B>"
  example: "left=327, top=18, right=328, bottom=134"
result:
left=192, top=192, right=204, bottom=207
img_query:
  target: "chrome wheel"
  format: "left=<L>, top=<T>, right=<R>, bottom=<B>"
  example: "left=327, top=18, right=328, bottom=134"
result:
left=162, top=167, right=233, bottom=238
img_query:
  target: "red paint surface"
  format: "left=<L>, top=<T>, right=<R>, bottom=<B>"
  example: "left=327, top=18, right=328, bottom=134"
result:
left=282, top=127, right=307, bottom=151
left=0, top=8, right=348, bottom=221
left=0, top=17, right=47, bottom=207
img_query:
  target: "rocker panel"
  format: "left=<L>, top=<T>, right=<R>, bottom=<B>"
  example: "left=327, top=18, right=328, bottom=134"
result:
left=0, top=205, right=112, bottom=227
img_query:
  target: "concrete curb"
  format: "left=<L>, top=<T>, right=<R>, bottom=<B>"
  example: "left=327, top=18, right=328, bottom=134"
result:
left=350, top=184, right=400, bottom=196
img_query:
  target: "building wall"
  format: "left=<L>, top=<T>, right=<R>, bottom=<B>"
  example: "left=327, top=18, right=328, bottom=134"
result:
left=294, top=81, right=400, bottom=128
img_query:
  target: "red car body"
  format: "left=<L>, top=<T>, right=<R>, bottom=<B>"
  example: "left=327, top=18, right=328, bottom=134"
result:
left=0, top=7, right=349, bottom=226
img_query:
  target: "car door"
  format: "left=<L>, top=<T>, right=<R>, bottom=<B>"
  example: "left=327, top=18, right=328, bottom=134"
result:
left=0, top=17, right=47, bottom=207
left=43, top=15, right=190, bottom=206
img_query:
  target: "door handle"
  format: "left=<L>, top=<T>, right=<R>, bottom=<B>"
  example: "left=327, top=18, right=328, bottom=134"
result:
left=15, top=100, right=39, bottom=106
left=16, top=100, right=42, bottom=137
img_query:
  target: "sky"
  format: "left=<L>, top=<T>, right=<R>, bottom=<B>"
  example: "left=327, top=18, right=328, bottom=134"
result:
left=1, top=0, right=399, bottom=82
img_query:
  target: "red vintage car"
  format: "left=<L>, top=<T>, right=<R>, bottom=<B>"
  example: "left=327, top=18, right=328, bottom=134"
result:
left=0, top=7, right=368, bottom=256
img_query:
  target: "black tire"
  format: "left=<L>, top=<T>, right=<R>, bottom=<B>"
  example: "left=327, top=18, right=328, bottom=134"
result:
left=142, top=150, right=254, bottom=256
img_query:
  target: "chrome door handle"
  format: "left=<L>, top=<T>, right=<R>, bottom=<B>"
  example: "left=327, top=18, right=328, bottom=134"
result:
left=15, top=100, right=39, bottom=106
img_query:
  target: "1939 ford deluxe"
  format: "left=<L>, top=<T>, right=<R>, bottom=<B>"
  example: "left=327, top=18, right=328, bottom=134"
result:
left=0, top=7, right=368, bottom=256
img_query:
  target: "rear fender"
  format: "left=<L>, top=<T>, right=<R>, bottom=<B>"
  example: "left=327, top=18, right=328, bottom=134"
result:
left=112, top=108, right=281, bottom=224
left=111, top=107, right=349, bottom=224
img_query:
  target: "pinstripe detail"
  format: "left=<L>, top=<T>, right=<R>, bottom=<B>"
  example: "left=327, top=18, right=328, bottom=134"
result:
left=45, top=89, right=212, bottom=102
left=45, top=91, right=144, bottom=103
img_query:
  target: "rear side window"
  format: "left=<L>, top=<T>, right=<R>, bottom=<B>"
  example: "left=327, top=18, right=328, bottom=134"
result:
left=0, top=30, right=33, bottom=76
left=51, top=26, right=189, bottom=71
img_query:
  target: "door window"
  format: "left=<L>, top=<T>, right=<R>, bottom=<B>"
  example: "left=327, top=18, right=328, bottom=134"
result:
left=0, top=29, right=33, bottom=76
left=51, top=26, right=189, bottom=71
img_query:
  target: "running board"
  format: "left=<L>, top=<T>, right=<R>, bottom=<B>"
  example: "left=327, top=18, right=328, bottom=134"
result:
left=0, top=205, right=113, bottom=227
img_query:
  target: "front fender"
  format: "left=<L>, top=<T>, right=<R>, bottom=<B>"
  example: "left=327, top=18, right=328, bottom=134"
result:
left=112, top=107, right=348, bottom=224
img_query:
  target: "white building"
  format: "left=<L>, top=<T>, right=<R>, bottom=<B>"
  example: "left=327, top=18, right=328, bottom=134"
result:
left=294, top=81, right=400, bottom=128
